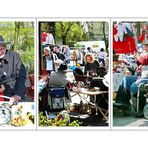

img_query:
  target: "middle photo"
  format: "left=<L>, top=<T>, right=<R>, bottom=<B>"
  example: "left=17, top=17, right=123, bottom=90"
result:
left=38, top=20, right=109, bottom=128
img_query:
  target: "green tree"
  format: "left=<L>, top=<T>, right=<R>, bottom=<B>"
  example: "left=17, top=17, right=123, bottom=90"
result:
left=14, top=22, right=20, bottom=51
left=55, top=22, right=86, bottom=46
left=0, top=22, right=34, bottom=73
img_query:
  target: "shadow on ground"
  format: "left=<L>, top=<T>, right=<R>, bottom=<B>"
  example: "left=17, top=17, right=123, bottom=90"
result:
left=113, top=107, right=148, bottom=127
left=70, top=113, right=108, bottom=126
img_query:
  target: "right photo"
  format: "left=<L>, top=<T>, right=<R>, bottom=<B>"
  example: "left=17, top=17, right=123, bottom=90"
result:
left=113, top=20, right=148, bottom=127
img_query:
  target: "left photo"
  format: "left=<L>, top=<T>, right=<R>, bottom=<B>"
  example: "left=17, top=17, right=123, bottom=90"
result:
left=0, top=20, right=35, bottom=128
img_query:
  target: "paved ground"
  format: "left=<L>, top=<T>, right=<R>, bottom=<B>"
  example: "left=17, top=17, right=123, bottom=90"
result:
left=113, top=107, right=148, bottom=127
left=70, top=91, right=108, bottom=126
left=70, top=114, right=108, bottom=126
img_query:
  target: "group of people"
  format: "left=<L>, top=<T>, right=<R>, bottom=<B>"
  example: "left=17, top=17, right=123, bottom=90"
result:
left=39, top=32, right=109, bottom=113
left=40, top=44, right=109, bottom=89
left=113, top=22, right=148, bottom=118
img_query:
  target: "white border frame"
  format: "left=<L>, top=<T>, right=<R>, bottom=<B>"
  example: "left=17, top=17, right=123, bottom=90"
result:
left=37, top=18, right=111, bottom=131
left=0, top=18, right=37, bottom=131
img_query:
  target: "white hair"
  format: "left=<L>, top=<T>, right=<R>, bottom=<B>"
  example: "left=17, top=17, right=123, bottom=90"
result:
left=44, top=46, right=51, bottom=52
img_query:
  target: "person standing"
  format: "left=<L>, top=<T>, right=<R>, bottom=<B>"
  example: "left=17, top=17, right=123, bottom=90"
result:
left=42, top=46, right=58, bottom=75
left=41, top=31, right=48, bottom=50
left=46, top=28, right=55, bottom=46
left=62, top=46, right=70, bottom=64
left=98, top=48, right=107, bottom=67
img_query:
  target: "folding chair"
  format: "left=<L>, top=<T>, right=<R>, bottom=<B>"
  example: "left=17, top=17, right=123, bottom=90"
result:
left=48, top=87, right=66, bottom=112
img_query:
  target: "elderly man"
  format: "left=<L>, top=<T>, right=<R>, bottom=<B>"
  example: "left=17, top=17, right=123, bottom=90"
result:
left=42, top=46, right=58, bottom=75
left=0, top=35, right=27, bottom=101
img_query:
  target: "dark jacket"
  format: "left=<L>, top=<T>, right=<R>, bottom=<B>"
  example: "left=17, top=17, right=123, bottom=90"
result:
left=84, top=60, right=100, bottom=76
left=55, top=52, right=65, bottom=61
left=42, top=53, right=58, bottom=71
left=0, top=49, right=27, bottom=100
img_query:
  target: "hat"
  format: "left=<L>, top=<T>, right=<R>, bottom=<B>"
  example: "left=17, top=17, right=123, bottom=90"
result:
left=44, top=46, right=51, bottom=52
left=0, top=35, right=6, bottom=46
left=58, top=63, right=68, bottom=71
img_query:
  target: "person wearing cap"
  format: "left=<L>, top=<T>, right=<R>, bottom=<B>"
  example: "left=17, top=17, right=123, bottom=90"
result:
left=42, top=46, right=58, bottom=75
left=48, top=63, right=71, bottom=108
left=0, top=35, right=27, bottom=101
left=48, top=63, right=69, bottom=88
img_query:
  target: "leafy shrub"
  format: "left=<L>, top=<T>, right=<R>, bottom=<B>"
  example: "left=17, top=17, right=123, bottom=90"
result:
left=38, top=112, right=81, bottom=127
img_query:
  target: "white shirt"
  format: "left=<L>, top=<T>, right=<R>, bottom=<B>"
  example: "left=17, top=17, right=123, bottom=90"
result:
left=98, top=51, right=107, bottom=59
left=46, top=59, right=54, bottom=71
left=47, top=33, right=55, bottom=45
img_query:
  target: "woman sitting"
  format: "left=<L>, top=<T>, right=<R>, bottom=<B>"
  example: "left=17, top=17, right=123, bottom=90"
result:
left=84, top=53, right=108, bottom=114
left=84, top=53, right=107, bottom=78
left=84, top=53, right=100, bottom=77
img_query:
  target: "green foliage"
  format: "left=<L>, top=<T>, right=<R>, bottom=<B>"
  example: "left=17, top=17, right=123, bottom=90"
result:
left=40, top=22, right=50, bottom=32
left=39, top=112, right=52, bottom=127
left=40, top=21, right=109, bottom=47
left=92, top=44, right=99, bottom=48
left=55, top=22, right=86, bottom=45
left=0, top=22, right=34, bottom=73
left=38, top=112, right=82, bottom=127
left=40, top=22, right=88, bottom=46
left=19, top=49, right=34, bottom=74
left=75, top=43, right=82, bottom=48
